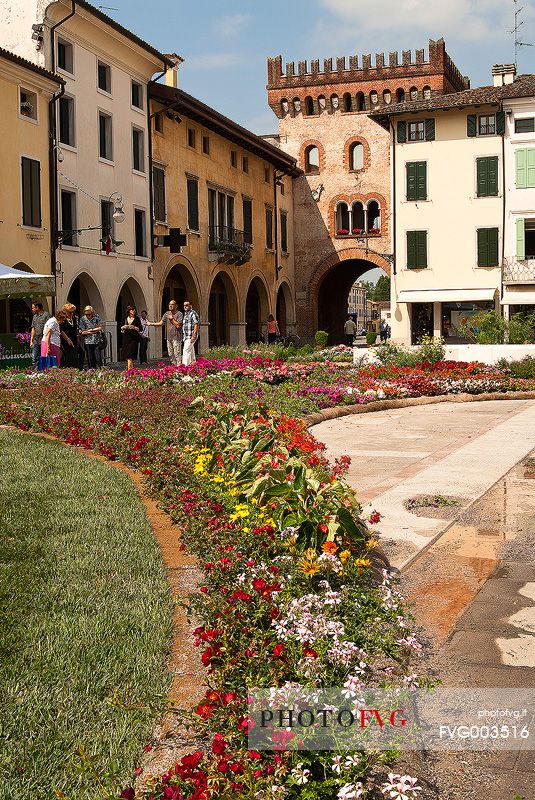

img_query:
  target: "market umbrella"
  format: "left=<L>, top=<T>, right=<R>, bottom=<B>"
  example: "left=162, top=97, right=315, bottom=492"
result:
left=0, top=263, right=56, bottom=299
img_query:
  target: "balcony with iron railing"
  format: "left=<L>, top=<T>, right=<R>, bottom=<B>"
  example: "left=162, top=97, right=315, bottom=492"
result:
left=502, top=257, right=535, bottom=284
left=208, top=225, right=252, bottom=264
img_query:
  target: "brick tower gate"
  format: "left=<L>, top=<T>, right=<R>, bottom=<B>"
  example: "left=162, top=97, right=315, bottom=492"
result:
left=266, top=38, right=468, bottom=343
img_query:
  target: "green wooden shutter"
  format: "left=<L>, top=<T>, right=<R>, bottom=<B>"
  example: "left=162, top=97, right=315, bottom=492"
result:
left=467, top=114, right=477, bottom=137
left=476, top=158, right=487, bottom=196
left=477, top=228, right=488, bottom=267
left=397, top=121, right=406, bottom=143
left=424, top=118, right=435, bottom=141
left=416, top=230, right=427, bottom=267
left=407, top=230, right=416, bottom=268
left=488, top=227, right=499, bottom=266
left=21, top=157, right=32, bottom=226
left=527, top=149, right=535, bottom=188
left=496, top=110, right=505, bottom=135
left=406, top=162, right=417, bottom=200
left=487, top=156, right=498, bottom=196
left=153, top=167, right=165, bottom=221
left=187, top=178, right=199, bottom=231
left=516, top=218, right=525, bottom=260
left=516, top=149, right=527, bottom=188
left=417, top=162, right=427, bottom=199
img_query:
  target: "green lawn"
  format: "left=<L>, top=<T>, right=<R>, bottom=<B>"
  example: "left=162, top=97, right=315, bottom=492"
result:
left=0, top=430, right=172, bottom=800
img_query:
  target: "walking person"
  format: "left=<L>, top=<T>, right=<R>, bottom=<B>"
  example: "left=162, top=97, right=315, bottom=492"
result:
left=29, top=302, right=50, bottom=370
left=146, top=300, right=182, bottom=366
left=343, top=316, right=357, bottom=347
left=139, top=310, right=149, bottom=364
left=267, top=314, right=280, bottom=345
left=79, top=305, right=103, bottom=369
left=121, top=305, right=142, bottom=371
left=59, top=303, right=79, bottom=368
left=182, top=299, right=199, bottom=366
left=41, top=309, right=67, bottom=367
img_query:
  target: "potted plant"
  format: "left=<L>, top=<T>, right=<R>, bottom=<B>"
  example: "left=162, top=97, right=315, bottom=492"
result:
left=20, top=101, right=34, bottom=116
left=336, top=229, right=349, bottom=236
left=352, top=228, right=365, bottom=235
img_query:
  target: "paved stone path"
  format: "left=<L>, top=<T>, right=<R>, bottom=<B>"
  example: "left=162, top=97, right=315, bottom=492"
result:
left=312, top=399, right=535, bottom=568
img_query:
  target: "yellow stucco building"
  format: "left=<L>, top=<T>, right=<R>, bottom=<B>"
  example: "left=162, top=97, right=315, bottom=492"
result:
left=0, top=47, right=61, bottom=332
left=150, top=71, right=300, bottom=354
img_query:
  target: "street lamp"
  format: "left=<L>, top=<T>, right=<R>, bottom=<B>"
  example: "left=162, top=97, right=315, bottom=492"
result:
left=109, top=192, right=125, bottom=223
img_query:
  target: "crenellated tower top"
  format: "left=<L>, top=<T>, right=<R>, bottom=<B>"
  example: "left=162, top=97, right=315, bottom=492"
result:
left=267, top=38, right=469, bottom=118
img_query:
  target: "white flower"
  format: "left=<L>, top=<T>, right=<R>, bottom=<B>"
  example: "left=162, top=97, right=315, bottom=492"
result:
left=331, top=755, right=343, bottom=774
left=337, top=782, right=365, bottom=799
left=291, top=763, right=310, bottom=785
left=342, top=674, right=364, bottom=698
left=381, top=773, right=422, bottom=800
left=344, top=754, right=361, bottom=769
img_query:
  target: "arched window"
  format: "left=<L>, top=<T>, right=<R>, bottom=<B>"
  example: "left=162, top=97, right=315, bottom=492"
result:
left=423, top=85, right=431, bottom=100
left=336, top=202, right=350, bottom=234
left=409, top=86, right=418, bottom=100
left=356, top=92, right=365, bottom=111
left=305, top=96, right=314, bottom=116
left=330, top=94, right=339, bottom=110
left=383, top=89, right=392, bottom=105
left=318, top=94, right=326, bottom=111
left=343, top=92, right=352, bottom=112
left=349, top=142, right=364, bottom=170
left=305, top=145, right=320, bottom=174
left=396, top=88, right=405, bottom=103
left=351, top=201, right=365, bottom=234
left=280, top=98, right=289, bottom=116
left=367, top=200, right=381, bottom=234
left=369, top=90, right=378, bottom=107
left=292, top=97, right=301, bottom=113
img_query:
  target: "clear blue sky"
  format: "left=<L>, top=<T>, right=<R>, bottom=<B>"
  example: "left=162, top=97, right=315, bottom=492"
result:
left=113, top=0, right=534, bottom=134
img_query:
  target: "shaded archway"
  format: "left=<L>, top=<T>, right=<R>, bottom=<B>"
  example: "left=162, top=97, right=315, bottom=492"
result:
left=0, top=262, right=35, bottom=334
left=306, top=249, right=391, bottom=345
left=208, top=271, right=239, bottom=347
left=160, top=259, right=200, bottom=350
left=115, top=277, right=147, bottom=360
left=245, top=276, right=270, bottom=344
left=276, top=282, right=294, bottom=336
left=67, top=272, right=105, bottom=318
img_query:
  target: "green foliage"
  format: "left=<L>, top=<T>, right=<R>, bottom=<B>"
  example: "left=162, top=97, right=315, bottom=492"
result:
left=373, top=275, right=391, bottom=301
left=376, top=341, right=419, bottom=366
left=417, top=334, right=445, bottom=364
left=361, top=280, right=376, bottom=297
left=459, top=310, right=535, bottom=344
left=496, top=356, right=535, bottom=378
left=366, top=330, right=377, bottom=345
left=314, top=330, right=329, bottom=348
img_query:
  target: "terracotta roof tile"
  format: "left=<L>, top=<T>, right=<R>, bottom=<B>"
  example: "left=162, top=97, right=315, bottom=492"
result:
left=0, top=46, right=63, bottom=84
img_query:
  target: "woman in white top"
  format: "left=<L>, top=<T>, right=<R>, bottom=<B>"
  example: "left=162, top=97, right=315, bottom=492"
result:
left=41, top=309, right=67, bottom=367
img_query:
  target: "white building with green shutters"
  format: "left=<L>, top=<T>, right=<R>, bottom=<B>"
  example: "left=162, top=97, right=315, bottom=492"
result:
left=503, top=78, right=535, bottom=317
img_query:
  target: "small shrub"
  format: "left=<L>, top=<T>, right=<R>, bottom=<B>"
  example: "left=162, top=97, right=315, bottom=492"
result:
left=497, top=356, right=535, bottom=378
left=314, top=330, right=329, bottom=348
left=366, top=330, right=377, bottom=346
left=416, top=335, right=445, bottom=364
left=507, top=311, right=535, bottom=344
left=460, top=310, right=506, bottom=344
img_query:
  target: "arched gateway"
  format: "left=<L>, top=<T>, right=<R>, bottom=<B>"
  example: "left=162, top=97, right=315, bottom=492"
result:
left=301, top=247, right=391, bottom=344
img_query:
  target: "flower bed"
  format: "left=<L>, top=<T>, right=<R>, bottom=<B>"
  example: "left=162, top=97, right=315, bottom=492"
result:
left=0, top=375, right=425, bottom=799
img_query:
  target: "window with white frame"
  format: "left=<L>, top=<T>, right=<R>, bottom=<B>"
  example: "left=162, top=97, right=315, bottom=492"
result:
left=60, top=189, right=77, bottom=247
left=408, top=121, right=425, bottom=141
left=19, top=87, right=37, bottom=121
left=57, top=38, right=73, bottom=74
left=132, top=126, right=145, bottom=172
left=59, top=95, right=75, bottom=147
left=515, top=117, right=535, bottom=134
left=97, top=61, right=111, bottom=93
left=478, top=114, right=496, bottom=136
left=131, top=80, right=144, bottom=110
left=98, top=111, right=113, bottom=161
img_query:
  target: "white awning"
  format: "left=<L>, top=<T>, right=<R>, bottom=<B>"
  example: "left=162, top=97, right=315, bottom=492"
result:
left=397, top=288, right=497, bottom=303
left=0, top=263, right=56, bottom=299
left=501, top=288, right=535, bottom=305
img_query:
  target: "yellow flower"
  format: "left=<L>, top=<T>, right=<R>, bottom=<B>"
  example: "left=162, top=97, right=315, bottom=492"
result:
left=299, top=559, right=320, bottom=577
left=354, top=558, right=371, bottom=569
left=339, top=549, right=351, bottom=563
left=366, top=538, right=379, bottom=549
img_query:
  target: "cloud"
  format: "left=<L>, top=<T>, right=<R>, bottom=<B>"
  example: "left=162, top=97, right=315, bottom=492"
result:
left=213, top=13, right=251, bottom=39
left=185, top=53, right=244, bottom=71
left=317, top=0, right=506, bottom=41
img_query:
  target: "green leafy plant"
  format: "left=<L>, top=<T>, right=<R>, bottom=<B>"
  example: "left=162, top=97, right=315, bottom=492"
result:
left=460, top=310, right=506, bottom=344
left=507, top=311, right=535, bottom=344
left=366, top=330, right=377, bottom=346
left=314, top=330, right=329, bottom=349
left=497, top=355, right=535, bottom=378
left=416, top=334, right=445, bottom=364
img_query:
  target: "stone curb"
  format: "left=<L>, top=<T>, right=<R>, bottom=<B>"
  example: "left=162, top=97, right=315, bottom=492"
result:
left=305, top=391, right=535, bottom=428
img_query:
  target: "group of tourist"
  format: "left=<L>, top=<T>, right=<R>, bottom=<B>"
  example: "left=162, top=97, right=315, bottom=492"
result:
left=29, top=298, right=200, bottom=371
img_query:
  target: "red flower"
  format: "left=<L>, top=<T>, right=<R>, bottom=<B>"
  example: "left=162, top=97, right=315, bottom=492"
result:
left=369, top=510, right=382, bottom=525
left=211, top=733, right=228, bottom=754
left=217, top=759, right=229, bottom=773
left=273, top=643, right=284, bottom=658
left=303, top=645, right=318, bottom=658
left=181, top=751, right=203, bottom=769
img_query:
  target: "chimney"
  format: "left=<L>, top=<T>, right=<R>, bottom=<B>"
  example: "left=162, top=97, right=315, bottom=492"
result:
left=164, top=53, right=184, bottom=88
left=492, top=64, right=516, bottom=87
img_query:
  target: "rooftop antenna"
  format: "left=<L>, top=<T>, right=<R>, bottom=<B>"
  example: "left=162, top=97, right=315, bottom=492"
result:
left=510, top=0, right=533, bottom=67
left=97, top=6, right=119, bottom=10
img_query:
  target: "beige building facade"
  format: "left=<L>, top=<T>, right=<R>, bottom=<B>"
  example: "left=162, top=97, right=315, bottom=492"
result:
left=150, top=78, right=299, bottom=355
left=0, top=47, right=61, bottom=332
left=3, top=0, right=171, bottom=358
